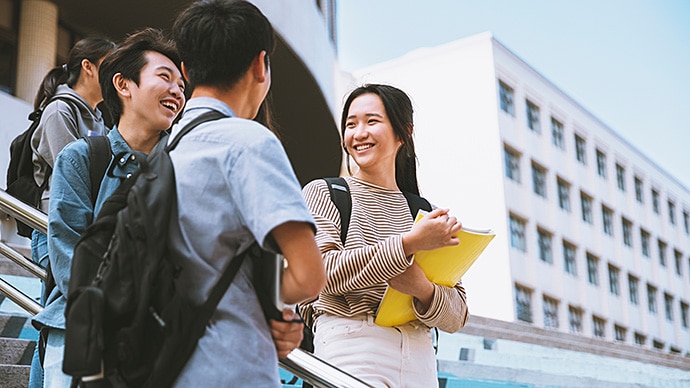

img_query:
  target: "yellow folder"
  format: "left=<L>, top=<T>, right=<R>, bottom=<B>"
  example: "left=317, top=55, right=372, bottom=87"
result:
left=374, top=212, right=495, bottom=327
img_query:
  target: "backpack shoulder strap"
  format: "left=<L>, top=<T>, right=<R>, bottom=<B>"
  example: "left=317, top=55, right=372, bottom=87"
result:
left=402, top=191, right=432, bottom=219
left=84, top=136, right=111, bottom=207
left=166, top=110, right=227, bottom=152
left=323, top=177, right=351, bottom=246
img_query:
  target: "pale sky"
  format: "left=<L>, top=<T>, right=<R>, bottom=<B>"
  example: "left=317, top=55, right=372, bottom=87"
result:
left=336, top=0, right=690, bottom=190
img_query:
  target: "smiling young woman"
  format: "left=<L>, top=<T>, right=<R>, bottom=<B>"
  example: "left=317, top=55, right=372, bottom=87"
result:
left=300, top=84, right=469, bottom=388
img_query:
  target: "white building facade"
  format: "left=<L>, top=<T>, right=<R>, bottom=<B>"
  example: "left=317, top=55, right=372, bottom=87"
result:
left=352, top=32, right=690, bottom=357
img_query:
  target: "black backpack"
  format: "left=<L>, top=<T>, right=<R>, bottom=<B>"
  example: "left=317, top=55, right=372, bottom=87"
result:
left=62, top=110, right=264, bottom=387
left=6, top=96, right=77, bottom=237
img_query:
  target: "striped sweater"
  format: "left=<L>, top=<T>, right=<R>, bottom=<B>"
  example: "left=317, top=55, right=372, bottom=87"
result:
left=300, top=176, right=469, bottom=332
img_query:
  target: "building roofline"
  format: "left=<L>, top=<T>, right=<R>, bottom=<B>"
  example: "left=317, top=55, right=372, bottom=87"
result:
left=489, top=35, right=690, bottom=194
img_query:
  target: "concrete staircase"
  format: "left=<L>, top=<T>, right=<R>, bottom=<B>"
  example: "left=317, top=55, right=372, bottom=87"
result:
left=0, top=312, right=35, bottom=388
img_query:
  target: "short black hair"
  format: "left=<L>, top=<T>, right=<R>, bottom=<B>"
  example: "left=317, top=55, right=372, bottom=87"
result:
left=99, top=28, right=180, bottom=125
left=173, top=0, right=275, bottom=89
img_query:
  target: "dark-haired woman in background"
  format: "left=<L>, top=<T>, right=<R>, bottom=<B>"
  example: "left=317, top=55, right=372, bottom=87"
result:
left=301, top=84, right=469, bottom=387
left=27, top=36, right=115, bottom=388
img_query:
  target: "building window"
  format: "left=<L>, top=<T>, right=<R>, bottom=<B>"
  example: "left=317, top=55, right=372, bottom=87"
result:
left=580, top=192, right=593, bottom=224
left=515, top=284, right=532, bottom=323
left=592, top=315, right=606, bottom=338
left=574, top=134, right=586, bottom=164
left=681, top=301, right=689, bottom=329
left=526, top=99, right=540, bottom=132
left=684, top=211, right=689, bottom=234
left=634, top=176, right=644, bottom=203
left=543, top=295, right=559, bottom=329
left=596, top=149, right=607, bottom=178
left=504, top=146, right=521, bottom=182
left=668, top=200, right=676, bottom=225
left=622, top=217, right=633, bottom=247
left=608, top=264, right=620, bottom=296
left=647, top=284, right=657, bottom=314
left=509, top=214, right=526, bottom=252
left=499, top=80, right=515, bottom=116
left=640, top=229, right=650, bottom=257
left=551, top=117, right=564, bottom=149
left=557, top=178, right=570, bottom=212
left=615, top=164, right=626, bottom=191
left=537, top=228, right=553, bottom=264
left=664, top=293, right=674, bottom=321
left=634, top=333, right=646, bottom=346
left=531, top=162, right=547, bottom=198
left=563, top=240, right=577, bottom=276
left=658, top=239, right=667, bottom=267
left=675, top=249, right=683, bottom=276
left=628, top=275, right=639, bottom=305
left=602, top=206, right=614, bottom=236
left=651, top=189, right=660, bottom=214
left=653, top=340, right=665, bottom=350
left=614, top=325, right=627, bottom=342
left=586, top=253, right=599, bottom=285
left=568, top=306, right=583, bottom=333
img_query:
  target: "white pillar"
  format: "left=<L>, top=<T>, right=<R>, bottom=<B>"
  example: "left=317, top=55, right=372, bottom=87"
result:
left=15, top=0, right=58, bottom=104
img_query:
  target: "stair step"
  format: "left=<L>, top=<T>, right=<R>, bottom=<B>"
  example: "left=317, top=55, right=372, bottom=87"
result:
left=0, top=364, right=30, bottom=388
left=0, top=337, right=34, bottom=365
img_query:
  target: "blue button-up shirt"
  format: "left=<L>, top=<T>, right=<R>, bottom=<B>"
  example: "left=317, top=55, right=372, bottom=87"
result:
left=34, top=128, right=159, bottom=330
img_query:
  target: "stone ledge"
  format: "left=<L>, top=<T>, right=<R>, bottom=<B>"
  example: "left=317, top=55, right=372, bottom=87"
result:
left=459, top=315, right=690, bottom=371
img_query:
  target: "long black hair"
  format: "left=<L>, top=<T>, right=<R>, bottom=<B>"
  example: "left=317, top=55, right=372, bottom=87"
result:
left=340, top=84, right=420, bottom=195
left=33, top=37, right=115, bottom=110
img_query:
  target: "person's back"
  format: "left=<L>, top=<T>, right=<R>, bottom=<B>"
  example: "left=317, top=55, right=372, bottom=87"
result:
left=169, top=1, right=325, bottom=385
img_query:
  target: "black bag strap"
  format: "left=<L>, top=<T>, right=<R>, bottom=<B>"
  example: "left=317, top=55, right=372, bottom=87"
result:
left=167, top=110, right=227, bottom=152
left=323, top=177, right=433, bottom=246
left=402, top=191, right=432, bottom=219
left=323, top=177, right=351, bottom=245
left=84, top=136, right=111, bottom=207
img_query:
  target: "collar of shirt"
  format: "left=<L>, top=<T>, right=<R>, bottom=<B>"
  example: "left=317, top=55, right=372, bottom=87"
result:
left=106, top=126, right=168, bottom=179
left=169, top=97, right=236, bottom=142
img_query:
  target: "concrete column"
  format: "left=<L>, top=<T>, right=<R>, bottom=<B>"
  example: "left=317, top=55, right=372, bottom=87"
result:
left=15, top=0, right=58, bottom=104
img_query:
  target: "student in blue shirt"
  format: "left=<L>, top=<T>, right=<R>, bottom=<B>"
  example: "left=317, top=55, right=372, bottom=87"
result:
left=36, top=28, right=186, bottom=388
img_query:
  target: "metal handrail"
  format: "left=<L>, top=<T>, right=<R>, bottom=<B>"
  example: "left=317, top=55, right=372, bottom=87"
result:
left=282, top=349, right=372, bottom=388
left=0, top=189, right=48, bottom=235
left=0, top=241, right=47, bottom=280
left=0, top=188, right=370, bottom=388
left=0, top=277, right=42, bottom=315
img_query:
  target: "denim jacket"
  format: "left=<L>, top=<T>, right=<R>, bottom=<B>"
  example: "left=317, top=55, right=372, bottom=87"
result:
left=32, top=127, right=163, bottom=330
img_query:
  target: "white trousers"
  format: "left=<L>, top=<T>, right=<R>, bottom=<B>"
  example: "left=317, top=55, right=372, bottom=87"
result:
left=313, top=314, right=438, bottom=388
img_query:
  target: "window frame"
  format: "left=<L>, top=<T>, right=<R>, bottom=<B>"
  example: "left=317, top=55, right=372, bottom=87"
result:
left=557, top=178, right=571, bottom=212
left=586, top=253, right=599, bottom=285
left=596, top=149, right=607, bottom=178
left=608, top=264, right=620, bottom=296
left=574, top=134, right=586, bottom=164
left=509, top=214, right=527, bottom=252
left=504, top=146, right=521, bottom=183
left=537, top=228, right=553, bottom=264
left=628, top=275, right=639, bottom=305
left=563, top=240, right=577, bottom=276
left=526, top=99, right=541, bottom=133
left=499, top=80, right=515, bottom=116
left=615, top=164, right=626, bottom=191
left=515, top=284, right=533, bottom=323
left=551, top=117, right=565, bottom=149
left=581, top=191, right=593, bottom=224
